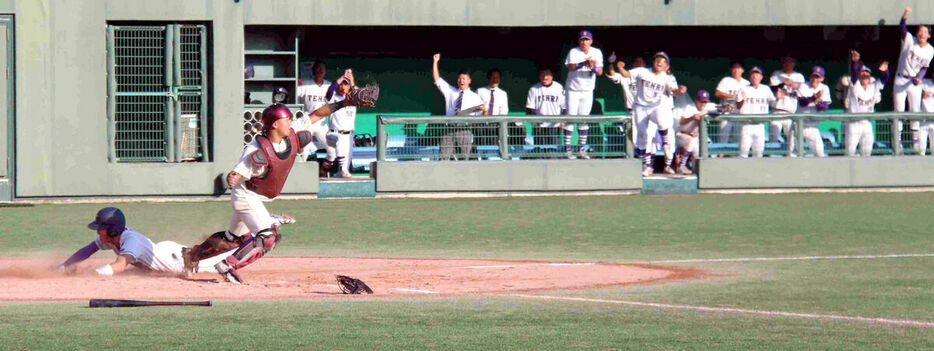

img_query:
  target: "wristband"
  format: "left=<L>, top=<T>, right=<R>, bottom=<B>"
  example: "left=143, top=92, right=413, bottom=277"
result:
left=95, top=264, right=114, bottom=276
left=576, top=62, right=587, bottom=70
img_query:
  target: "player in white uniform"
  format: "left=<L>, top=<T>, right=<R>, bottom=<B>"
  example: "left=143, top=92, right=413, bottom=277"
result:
left=894, top=6, right=934, bottom=153
left=58, top=207, right=230, bottom=276
left=736, top=67, right=777, bottom=158
left=918, top=78, right=934, bottom=155
left=325, top=70, right=358, bottom=178
left=844, top=51, right=888, bottom=157
left=563, top=30, right=604, bottom=159
left=614, top=52, right=686, bottom=176
left=606, top=55, right=645, bottom=146
left=675, top=90, right=718, bottom=174
left=796, top=66, right=832, bottom=157
left=477, top=68, right=511, bottom=147
left=769, top=56, right=805, bottom=154
left=715, top=62, right=750, bottom=144
left=527, top=68, right=567, bottom=153
left=296, top=61, right=332, bottom=161
left=432, top=53, right=486, bottom=160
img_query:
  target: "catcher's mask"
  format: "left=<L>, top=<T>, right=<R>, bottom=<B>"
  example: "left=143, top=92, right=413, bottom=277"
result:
left=88, top=207, right=126, bottom=237
left=261, top=103, right=292, bottom=130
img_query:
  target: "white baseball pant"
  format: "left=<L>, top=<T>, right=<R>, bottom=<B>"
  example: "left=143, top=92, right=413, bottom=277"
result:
left=917, top=121, right=934, bottom=155
left=228, top=187, right=275, bottom=238
left=326, top=130, right=354, bottom=175
left=300, top=121, right=330, bottom=161
left=894, top=77, right=922, bottom=152
left=845, top=119, right=874, bottom=157
left=738, top=123, right=766, bottom=158
left=802, top=122, right=825, bottom=157
left=565, top=90, right=592, bottom=132
left=769, top=112, right=795, bottom=154
left=676, top=132, right=698, bottom=157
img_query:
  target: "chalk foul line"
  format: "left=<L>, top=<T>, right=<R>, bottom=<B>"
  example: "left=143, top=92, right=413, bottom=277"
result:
left=512, top=294, right=934, bottom=328
left=641, top=253, right=934, bottom=264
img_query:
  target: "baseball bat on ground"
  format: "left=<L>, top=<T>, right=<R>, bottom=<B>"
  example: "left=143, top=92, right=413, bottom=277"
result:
left=89, top=299, right=212, bottom=308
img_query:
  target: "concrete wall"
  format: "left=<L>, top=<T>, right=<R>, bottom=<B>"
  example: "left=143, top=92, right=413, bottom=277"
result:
left=3, top=0, right=931, bottom=197
left=698, top=157, right=934, bottom=189
left=373, top=160, right=643, bottom=192
left=241, top=0, right=934, bottom=26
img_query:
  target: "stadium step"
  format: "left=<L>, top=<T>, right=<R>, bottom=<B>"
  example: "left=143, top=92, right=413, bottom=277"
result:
left=641, top=175, right=698, bottom=195
left=318, top=177, right=376, bottom=198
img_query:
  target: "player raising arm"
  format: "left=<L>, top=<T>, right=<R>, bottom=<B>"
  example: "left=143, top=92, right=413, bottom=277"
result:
left=844, top=50, right=888, bottom=157
left=894, top=6, right=934, bottom=153
left=615, top=52, right=687, bottom=176
left=184, top=86, right=377, bottom=284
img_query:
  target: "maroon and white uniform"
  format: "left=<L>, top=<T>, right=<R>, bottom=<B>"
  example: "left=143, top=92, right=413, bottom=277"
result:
left=229, top=120, right=314, bottom=238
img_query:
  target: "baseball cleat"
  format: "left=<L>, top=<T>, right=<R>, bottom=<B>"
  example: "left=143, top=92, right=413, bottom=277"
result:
left=336, top=170, right=352, bottom=178
left=678, top=164, right=693, bottom=175
left=663, top=166, right=676, bottom=175
left=642, top=166, right=653, bottom=177
left=565, top=150, right=577, bottom=159
left=579, top=148, right=591, bottom=159
left=270, top=213, right=296, bottom=225
left=214, top=261, right=243, bottom=285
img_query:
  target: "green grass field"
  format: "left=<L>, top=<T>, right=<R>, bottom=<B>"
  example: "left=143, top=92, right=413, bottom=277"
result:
left=2, top=193, right=933, bottom=350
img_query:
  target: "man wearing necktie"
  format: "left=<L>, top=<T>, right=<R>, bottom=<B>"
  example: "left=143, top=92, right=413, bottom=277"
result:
left=432, top=53, right=486, bottom=160
left=477, top=68, right=512, bottom=148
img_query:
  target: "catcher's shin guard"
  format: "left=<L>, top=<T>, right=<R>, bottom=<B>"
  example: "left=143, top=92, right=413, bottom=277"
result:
left=223, top=227, right=282, bottom=270
left=185, top=231, right=248, bottom=272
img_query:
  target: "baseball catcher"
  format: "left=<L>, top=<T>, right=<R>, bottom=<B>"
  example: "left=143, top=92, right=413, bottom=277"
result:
left=184, top=85, right=378, bottom=284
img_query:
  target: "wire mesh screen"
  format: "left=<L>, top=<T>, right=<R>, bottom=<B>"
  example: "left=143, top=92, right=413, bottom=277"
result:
left=179, top=93, right=202, bottom=160
left=380, top=118, right=630, bottom=161
left=114, top=95, right=167, bottom=161
left=178, top=25, right=203, bottom=88
left=113, top=26, right=166, bottom=93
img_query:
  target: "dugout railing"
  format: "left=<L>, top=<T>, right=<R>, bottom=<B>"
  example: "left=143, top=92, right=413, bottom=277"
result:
left=375, top=115, right=634, bottom=161
left=700, top=112, right=934, bottom=158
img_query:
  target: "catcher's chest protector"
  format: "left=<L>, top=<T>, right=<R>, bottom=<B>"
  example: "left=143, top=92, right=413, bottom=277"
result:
left=246, top=128, right=299, bottom=198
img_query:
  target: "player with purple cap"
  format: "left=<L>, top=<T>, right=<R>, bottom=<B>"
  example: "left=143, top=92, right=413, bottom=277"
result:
left=795, top=65, right=832, bottom=157
left=563, top=30, right=604, bottom=159
left=675, top=90, right=719, bottom=174
left=894, top=6, right=933, bottom=153
left=614, top=51, right=687, bottom=176
left=736, top=66, right=776, bottom=158
left=844, top=50, right=888, bottom=157
left=769, top=56, right=805, bottom=155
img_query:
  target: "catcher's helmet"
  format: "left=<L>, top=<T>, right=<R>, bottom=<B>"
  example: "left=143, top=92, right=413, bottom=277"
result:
left=272, top=87, right=288, bottom=104
left=261, top=103, right=292, bottom=130
left=88, top=207, right=126, bottom=237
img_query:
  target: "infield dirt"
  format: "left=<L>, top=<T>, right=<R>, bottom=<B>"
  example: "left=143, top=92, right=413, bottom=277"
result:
left=0, top=257, right=701, bottom=301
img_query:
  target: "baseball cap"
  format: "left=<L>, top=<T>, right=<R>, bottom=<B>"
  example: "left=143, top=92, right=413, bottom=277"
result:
left=860, top=64, right=872, bottom=73
left=653, top=51, right=670, bottom=62
left=750, top=66, right=763, bottom=74
left=695, top=90, right=710, bottom=102
left=811, top=65, right=826, bottom=77
left=578, top=30, right=593, bottom=40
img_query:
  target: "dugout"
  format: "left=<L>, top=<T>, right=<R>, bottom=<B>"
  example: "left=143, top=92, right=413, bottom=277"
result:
left=1, top=0, right=932, bottom=198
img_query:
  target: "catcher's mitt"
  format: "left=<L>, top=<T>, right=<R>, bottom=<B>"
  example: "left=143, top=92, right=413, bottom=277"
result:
left=347, top=85, right=379, bottom=107
left=336, top=275, right=373, bottom=294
